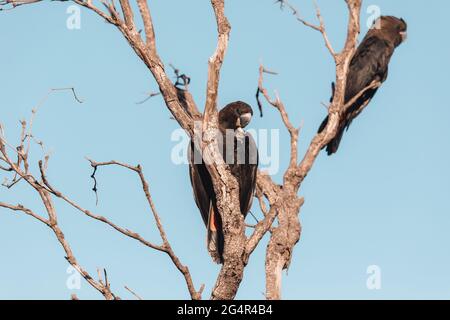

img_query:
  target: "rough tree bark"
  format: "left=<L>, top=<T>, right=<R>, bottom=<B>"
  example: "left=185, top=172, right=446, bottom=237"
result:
left=0, top=0, right=378, bottom=300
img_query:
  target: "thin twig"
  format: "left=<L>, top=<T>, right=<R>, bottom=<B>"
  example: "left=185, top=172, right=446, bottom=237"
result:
left=276, top=0, right=336, bottom=57
left=83, top=159, right=204, bottom=300
left=124, top=285, right=143, bottom=300
left=136, top=91, right=161, bottom=105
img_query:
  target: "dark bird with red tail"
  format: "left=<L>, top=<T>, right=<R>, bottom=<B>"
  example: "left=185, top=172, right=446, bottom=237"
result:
left=318, top=16, right=407, bottom=155
left=189, top=101, right=258, bottom=263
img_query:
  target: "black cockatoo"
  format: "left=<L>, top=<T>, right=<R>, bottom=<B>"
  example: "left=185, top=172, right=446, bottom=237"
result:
left=189, top=101, right=258, bottom=263
left=319, top=16, right=407, bottom=155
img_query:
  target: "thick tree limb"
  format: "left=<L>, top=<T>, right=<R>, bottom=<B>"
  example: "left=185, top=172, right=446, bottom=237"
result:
left=199, top=0, right=249, bottom=301
left=203, top=0, right=231, bottom=126
left=255, top=0, right=363, bottom=300
left=118, top=0, right=136, bottom=32
left=245, top=172, right=280, bottom=260
left=253, top=81, right=305, bottom=298
left=293, top=0, right=362, bottom=189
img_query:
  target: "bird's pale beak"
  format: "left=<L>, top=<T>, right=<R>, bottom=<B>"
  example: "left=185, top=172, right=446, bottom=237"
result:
left=239, top=112, right=252, bottom=128
left=236, top=127, right=245, bottom=135
left=400, top=31, right=407, bottom=42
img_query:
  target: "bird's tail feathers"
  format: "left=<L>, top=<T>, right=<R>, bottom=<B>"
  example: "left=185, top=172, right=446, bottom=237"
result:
left=325, top=126, right=345, bottom=155
left=318, top=115, right=346, bottom=156
left=206, top=206, right=224, bottom=264
left=318, top=115, right=329, bottom=134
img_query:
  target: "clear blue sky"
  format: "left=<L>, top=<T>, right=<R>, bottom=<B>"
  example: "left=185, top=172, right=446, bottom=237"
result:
left=1, top=0, right=449, bottom=299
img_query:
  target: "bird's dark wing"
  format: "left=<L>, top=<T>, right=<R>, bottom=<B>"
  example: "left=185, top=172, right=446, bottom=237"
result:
left=188, top=142, right=214, bottom=226
left=188, top=141, right=224, bottom=263
left=235, top=133, right=258, bottom=216
left=345, top=35, right=393, bottom=102
left=343, top=35, right=395, bottom=132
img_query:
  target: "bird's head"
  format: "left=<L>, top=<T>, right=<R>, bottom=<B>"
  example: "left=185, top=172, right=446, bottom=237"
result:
left=373, top=16, right=408, bottom=47
left=219, top=101, right=254, bottom=131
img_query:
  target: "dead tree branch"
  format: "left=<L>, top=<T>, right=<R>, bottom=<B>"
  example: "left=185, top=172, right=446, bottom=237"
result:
left=85, top=159, right=205, bottom=300
left=0, top=105, right=203, bottom=299
left=0, top=152, right=117, bottom=299
left=124, top=285, right=143, bottom=300
left=253, top=0, right=363, bottom=300
left=277, top=0, right=335, bottom=57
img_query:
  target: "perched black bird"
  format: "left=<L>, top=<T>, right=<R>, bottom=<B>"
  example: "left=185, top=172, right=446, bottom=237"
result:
left=319, top=16, right=407, bottom=155
left=189, top=101, right=258, bottom=263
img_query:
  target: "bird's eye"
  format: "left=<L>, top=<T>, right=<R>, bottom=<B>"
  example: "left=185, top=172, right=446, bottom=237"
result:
left=236, top=109, right=242, bottom=115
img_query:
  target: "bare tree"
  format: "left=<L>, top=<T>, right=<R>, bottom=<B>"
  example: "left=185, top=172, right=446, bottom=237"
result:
left=0, top=0, right=375, bottom=300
